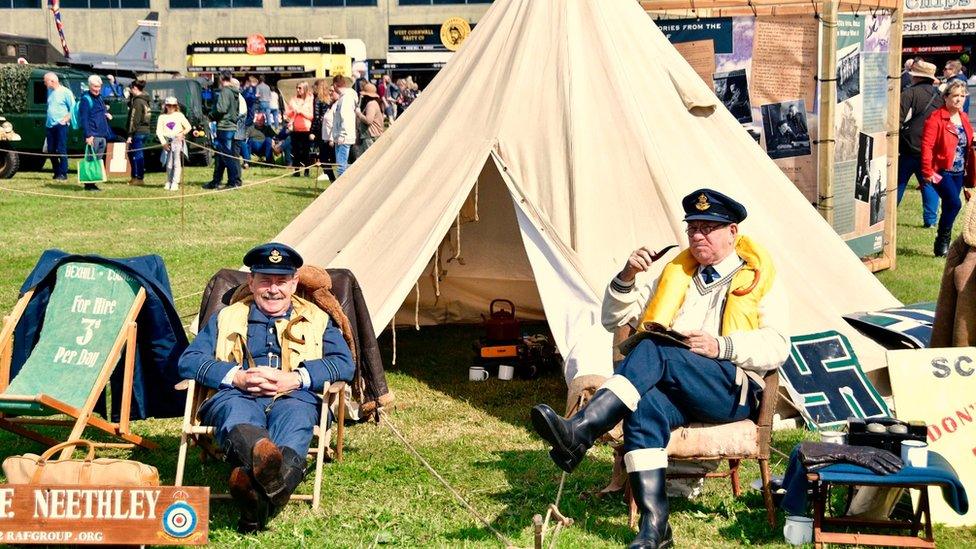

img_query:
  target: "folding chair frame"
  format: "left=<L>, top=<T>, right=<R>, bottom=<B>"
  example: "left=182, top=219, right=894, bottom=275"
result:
left=0, top=287, right=156, bottom=459
left=174, top=378, right=346, bottom=511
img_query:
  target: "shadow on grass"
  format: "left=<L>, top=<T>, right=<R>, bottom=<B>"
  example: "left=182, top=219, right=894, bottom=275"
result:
left=273, top=186, right=326, bottom=198
left=377, top=323, right=568, bottom=431
left=445, top=448, right=787, bottom=546
left=896, top=246, right=939, bottom=259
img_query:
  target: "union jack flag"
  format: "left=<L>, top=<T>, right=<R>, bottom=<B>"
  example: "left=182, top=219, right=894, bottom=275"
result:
left=48, top=0, right=70, bottom=58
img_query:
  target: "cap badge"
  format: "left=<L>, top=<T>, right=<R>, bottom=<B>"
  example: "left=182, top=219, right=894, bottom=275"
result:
left=695, top=193, right=710, bottom=211
left=268, top=249, right=283, bottom=264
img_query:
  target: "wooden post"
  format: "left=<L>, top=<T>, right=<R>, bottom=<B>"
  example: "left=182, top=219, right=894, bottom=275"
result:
left=883, top=6, right=904, bottom=271
left=817, top=0, right=839, bottom=226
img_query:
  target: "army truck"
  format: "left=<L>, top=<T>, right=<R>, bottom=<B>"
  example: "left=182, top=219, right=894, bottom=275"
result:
left=0, top=114, right=22, bottom=178
left=0, top=65, right=128, bottom=172
left=144, top=77, right=213, bottom=167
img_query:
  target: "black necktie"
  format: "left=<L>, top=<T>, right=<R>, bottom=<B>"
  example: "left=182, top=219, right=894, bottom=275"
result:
left=701, top=265, right=719, bottom=284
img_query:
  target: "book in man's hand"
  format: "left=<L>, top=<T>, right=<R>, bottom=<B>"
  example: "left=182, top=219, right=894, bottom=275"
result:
left=616, top=322, right=691, bottom=356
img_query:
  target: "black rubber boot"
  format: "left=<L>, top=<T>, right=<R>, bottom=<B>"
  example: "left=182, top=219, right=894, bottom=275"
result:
left=934, top=230, right=951, bottom=257
left=530, top=388, right=629, bottom=473
left=628, top=469, right=673, bottom=549
left=270, top=447, right=307, bottom=511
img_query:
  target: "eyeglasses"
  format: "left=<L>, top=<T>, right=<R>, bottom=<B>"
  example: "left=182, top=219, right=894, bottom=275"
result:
left=685, top=222, right=728, bottom=236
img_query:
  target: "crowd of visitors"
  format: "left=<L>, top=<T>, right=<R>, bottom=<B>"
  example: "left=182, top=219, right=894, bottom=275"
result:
left=42, top=67, right=418, bottom=193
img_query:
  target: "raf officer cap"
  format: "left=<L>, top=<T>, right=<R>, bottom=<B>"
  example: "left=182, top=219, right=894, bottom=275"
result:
left=243, top=242, right=303, bottom=276
left=682, top=188, right=748, bottom=224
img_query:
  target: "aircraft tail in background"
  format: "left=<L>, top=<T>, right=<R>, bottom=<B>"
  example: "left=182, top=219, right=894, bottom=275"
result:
left=115, top=11, right=159, bottom=62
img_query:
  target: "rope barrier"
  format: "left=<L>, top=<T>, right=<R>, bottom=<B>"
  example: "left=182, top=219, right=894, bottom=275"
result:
left=0, top=163, right=320, bottom=202
left=185, top=141, right=342, bottom=169
left=12, top=142, right=165, bottom=158
left=378, top=409, right=522, bottom=549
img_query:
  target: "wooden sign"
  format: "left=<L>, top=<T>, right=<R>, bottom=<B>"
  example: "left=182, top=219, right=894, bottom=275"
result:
left=105, top=142, right=129, bottom=178
left=888, top=348, right=976, bottom=526
left=0, top=485, right=208, bottom=544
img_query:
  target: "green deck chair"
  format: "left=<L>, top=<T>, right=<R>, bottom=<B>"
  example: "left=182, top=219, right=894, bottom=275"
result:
left=0, top=261, right=155, bottom=458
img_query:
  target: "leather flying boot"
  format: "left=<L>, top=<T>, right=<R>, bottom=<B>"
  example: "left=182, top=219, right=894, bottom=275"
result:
left=530, top=388, right=629, bottom=473
left=225, top=424, right=269, bottom=470
left=228, top=467, right=269, bottom=533
left=934, top=230, right=951, bottom=257
left=629, top=469, right=673, bottom=549
left=251, top=438, right=286, bottom=501
left=270, top=447, right=307, bottom=511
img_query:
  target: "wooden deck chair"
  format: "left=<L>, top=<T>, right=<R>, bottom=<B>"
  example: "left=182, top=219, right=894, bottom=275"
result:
left=174, top=378, right=346, bottom=510
left=0, top=261, right=156, bottom=459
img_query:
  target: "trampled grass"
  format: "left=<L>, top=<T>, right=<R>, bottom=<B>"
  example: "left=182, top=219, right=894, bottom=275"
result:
left=0, top=166, right=972, bottom=547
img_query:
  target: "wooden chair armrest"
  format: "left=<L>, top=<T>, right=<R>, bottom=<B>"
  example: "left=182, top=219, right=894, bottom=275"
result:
left=174, top=379, right=193, bottom=391
left=323, top=381, right=346, bottom=395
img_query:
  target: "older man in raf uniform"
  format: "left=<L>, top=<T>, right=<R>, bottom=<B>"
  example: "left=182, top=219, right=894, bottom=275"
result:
left=531, top=189, right=789, bottom=549
left=179, top=243, right=354, bottom=533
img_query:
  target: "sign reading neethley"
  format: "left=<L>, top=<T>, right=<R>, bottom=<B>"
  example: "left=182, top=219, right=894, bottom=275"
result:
left=0, top=485, right=208, bottom=544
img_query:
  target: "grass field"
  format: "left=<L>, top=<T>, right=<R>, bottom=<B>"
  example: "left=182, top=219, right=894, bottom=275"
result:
left=0, top=166, right=972, bottom=547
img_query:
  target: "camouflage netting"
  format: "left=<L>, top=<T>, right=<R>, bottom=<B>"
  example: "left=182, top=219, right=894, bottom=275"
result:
left=0, top=65, right=34, bottom=114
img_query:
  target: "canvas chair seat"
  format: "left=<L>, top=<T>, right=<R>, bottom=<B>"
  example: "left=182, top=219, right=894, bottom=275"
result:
left=0, top=261, right=157, bottom=458
left=665, top=419, right=760, bottom=459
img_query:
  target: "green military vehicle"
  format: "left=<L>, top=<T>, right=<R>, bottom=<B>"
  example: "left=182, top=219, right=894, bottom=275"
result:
left=0, top=114, right=22, bottom=178
left=0, top=65, right=128, bottom=172
left=144, top=77, right=213, bottom=167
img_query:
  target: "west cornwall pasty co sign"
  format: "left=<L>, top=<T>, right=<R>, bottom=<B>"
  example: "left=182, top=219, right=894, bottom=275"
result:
left=904, top=16, right=976, bottom=34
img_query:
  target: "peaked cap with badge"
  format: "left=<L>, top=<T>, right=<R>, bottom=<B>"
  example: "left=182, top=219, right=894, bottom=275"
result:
left=682, top=188, right=748, bottom=224
left=243, top=242, right=303, bottom=275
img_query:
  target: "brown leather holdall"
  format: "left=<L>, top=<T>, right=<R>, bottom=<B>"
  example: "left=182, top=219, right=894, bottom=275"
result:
left=3, top=439, right=159, bottom=486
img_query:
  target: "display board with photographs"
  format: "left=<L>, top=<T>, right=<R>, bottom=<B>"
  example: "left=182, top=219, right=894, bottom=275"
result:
left=661, top=12, right=891, bottom=258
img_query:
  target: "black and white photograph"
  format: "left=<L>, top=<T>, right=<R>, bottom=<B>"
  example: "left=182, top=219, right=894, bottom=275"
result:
left=837, top=45, right=861, bottom=103
left=854, top=132, right=874, bottom=203
left=834, top=100, right=859, bottom=162
left=713, top=69, right=753, bottom=123
left=869, top=159, right=886, bottom=226
left=760, top=100, right=811, bottom=159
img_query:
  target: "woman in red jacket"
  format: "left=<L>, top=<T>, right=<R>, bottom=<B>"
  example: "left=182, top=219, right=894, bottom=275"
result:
left=921, top=80, right=976, bottom=256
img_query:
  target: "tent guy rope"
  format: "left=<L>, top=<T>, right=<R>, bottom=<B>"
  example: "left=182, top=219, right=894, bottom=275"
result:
left=378, top=408, right=522, bottom=549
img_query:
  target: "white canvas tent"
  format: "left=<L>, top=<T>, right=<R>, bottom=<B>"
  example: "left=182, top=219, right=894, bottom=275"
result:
left=276, top=0, right=900, bottom=390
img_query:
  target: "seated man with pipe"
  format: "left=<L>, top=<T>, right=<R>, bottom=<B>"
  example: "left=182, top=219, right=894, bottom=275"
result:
left=530, top=189, right=789, bottom=549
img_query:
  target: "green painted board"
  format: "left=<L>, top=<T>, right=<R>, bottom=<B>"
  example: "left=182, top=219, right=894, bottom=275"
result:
left=2, top=262, right=139, bottom=415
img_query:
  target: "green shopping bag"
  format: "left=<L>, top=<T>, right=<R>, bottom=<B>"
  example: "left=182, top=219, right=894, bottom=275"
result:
left=78, top=144, right=106, bottom=184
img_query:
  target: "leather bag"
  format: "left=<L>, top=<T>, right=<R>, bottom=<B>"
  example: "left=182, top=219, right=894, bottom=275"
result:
left=2, top=439, right=159, bottom=486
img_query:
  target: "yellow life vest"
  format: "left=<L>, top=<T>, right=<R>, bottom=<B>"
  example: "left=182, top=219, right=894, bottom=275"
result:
left=214, top=294, right=330, bottom=372
left=637, top=235, right=775, bottom=335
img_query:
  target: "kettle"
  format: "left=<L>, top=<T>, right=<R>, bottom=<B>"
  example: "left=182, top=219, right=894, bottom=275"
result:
left=482, top=299, right=521, bottom=341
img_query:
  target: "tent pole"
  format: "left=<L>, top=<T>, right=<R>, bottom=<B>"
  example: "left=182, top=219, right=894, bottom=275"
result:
left=882, top=7, right=903, bottom=271
left=817, top=0, right=839, bottom=226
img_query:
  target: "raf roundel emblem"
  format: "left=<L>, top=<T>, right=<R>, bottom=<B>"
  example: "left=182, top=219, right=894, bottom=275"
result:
left=161, top=501, right=198, bottom=538
left=268, top=249, right=283, bottom=264
left=695, top=193, right=710, bottom=211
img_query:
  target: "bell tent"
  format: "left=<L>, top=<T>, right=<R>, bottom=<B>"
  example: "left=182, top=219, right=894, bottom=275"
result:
left=275, top=0, right=900, bottom=395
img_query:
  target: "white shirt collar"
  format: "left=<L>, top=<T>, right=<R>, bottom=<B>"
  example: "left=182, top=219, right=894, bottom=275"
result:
left=699, top=252, right=744, bottom=279
left=695, top=252, right=745, bottom=293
